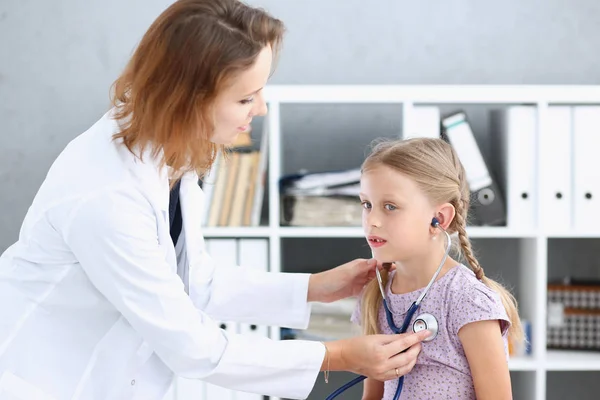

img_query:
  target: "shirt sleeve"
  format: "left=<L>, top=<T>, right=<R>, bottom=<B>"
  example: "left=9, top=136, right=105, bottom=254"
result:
left=189, top=250, right=313, bottom=330
left=450, top=283, right=511, bottom=337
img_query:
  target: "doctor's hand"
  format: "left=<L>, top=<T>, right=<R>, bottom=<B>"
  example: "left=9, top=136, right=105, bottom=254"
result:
left=308, top=258, right=388, bottom=303
left=324, top=330, right=430, bottom=381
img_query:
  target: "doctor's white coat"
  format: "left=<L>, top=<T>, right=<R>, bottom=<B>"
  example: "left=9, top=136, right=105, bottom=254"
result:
left=0, top=110, right=325, bottom=400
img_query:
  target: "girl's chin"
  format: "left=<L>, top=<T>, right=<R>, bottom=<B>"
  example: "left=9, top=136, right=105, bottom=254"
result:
left=370, top=250, right=399, bottom=264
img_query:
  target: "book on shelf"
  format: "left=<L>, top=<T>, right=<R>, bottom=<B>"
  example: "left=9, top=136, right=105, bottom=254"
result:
left=200, top=129, right=268, bottom=227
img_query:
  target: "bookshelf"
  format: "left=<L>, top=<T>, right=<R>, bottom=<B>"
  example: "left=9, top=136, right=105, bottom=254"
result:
left=201, top=85, right=600, bottom=400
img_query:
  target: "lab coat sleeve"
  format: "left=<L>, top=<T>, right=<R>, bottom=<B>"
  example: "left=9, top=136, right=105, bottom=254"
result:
left=62, top=187, right=325, bottom=399
left=189, top=251, right=313, bottom=329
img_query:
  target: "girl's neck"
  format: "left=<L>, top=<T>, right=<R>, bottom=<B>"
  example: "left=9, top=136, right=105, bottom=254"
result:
left=390, top=246, right=459, bottom=295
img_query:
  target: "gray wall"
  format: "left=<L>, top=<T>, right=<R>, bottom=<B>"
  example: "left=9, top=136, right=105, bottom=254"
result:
left=0, top=0, right=172, bottom=250
left=2, top=0, right=600, bottom=250
left=252, top=0, right=600, bottom=85
left=3, top=0, right=600, bottom=251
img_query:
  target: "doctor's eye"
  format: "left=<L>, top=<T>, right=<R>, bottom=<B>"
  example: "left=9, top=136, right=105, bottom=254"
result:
left=361, top=201, right=372, bottom=210
left=384, top=204, right=397, bottom=211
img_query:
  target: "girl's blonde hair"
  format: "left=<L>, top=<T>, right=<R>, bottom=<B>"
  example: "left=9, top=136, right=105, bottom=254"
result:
left=359, top=137, right=524, bottom=347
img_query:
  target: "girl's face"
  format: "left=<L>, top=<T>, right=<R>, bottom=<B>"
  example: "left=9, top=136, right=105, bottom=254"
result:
left=210, top=46, right=272, bottom=145
left=360, top=165, right=436, bottom=263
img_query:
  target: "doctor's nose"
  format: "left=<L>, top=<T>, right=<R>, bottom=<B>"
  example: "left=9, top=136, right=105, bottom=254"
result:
left=252, top=92, right=268, bottom=117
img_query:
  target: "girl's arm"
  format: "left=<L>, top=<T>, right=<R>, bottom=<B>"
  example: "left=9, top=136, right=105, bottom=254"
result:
left=362, top=377, right=384, bottom=400
left=459, top=320, right=512, bottom=400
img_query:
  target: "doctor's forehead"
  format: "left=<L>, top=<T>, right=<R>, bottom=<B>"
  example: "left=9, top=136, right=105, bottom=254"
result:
left=222, top=45, right=273, bottom=98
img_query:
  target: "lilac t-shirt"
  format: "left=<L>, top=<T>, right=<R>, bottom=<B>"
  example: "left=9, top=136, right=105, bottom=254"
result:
left=351, top=264, right=511, bottom=400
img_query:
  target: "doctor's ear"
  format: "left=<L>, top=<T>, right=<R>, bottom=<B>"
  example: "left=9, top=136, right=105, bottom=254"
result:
left=431, top=203, right=455, bottom=232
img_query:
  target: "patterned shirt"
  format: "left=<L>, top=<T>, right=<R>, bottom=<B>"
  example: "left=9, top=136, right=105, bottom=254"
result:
left=351, top=264, right=511, bottom=400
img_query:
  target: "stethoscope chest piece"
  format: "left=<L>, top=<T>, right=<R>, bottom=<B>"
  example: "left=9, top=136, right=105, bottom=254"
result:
left=412, top=313, right=438, bottom=342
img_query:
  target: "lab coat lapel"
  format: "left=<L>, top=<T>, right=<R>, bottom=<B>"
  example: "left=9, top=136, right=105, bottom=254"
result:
left=179, top=173, right=206, bottom=268
left=116, top=140, right=176, bottom=272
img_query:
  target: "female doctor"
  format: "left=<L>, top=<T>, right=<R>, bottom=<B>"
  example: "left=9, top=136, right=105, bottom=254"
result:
left=0, top=1, right=430, bottom=399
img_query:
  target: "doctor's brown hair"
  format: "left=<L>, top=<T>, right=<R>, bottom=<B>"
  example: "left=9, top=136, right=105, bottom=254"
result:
left=359, top=138, right=525, bottom=347
left=110, top=0, right=283, bottom=181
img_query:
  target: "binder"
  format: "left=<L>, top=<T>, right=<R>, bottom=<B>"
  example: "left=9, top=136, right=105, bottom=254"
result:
left=539, top=107, right=573, bottom=231
left=175, top=239, right=238, bottom=400
left=203, top=239, right=238, bottom=400
left=403, top=106, right=441, bottom=139
left=572, top=106, right=600, bottom=231
left=236, top=239, right=270, bottom=400
left=175, top=239, right=274, bottom=400
left=441, top=111, right=506, bottom=226
left=490, top=106, right=537, bottom=230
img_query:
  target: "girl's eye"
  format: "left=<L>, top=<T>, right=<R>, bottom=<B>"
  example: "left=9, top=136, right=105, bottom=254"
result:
left=361, top=201, right=372, bottom=210
left=385, top=204, right=397, bottom=211
left=240, top=98, right=254, bottom=105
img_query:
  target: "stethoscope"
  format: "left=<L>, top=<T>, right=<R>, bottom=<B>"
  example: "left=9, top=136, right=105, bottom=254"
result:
left=325, top=217, right=452, bottom=400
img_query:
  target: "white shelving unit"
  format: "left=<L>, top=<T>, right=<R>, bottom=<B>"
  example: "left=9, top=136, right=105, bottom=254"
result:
left=202, top=85, right=600, bottom=400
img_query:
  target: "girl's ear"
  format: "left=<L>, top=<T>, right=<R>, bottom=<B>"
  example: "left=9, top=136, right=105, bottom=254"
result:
left=432, top=203, right=456, bottom=231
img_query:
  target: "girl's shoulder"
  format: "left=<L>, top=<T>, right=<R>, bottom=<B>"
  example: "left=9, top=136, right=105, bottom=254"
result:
left=444, top=264, right=496, bottom=297
left=444, top=264, right=511, bottom=337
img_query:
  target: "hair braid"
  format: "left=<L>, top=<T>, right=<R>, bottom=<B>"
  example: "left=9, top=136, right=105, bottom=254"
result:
left=453, top=199, right=484, bottom=280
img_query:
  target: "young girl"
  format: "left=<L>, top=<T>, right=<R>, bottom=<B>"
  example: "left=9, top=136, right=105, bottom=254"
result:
left=352, top=137, right=524, bottom=400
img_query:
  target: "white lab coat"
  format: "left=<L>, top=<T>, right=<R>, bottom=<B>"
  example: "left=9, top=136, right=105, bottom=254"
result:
left=0, top=109, right=325, bottom=400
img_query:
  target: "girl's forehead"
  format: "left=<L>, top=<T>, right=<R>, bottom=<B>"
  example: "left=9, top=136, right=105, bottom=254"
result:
left=361, top=167, right=417, bottom=190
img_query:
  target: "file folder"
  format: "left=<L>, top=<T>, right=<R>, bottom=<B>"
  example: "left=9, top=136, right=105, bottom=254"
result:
left=540, top=106, right=573, bottom=231
left=572, top=106, right=600, bottom=231
left=490, top=106, right=537, bottom=230
left=176, top=239, right=238, bottom=400
left=237, top=239, right=269, bottom=400
left=203, top=239, right=238, bottom=400
left=404, top=106, right=441, bottom=139
left=441, top=111, right=506, bottom=226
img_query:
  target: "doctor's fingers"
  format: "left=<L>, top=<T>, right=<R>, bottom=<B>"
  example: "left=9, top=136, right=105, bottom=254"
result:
left=383, top=355, right=419, bottom=382
left=370, top=343, right=420, bottom=382
left=382, top=329, right=430, bottom=354
left=387, top=342, right=420, bottom=374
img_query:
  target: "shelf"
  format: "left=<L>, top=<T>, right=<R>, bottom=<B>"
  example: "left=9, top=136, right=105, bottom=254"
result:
left=544, top=350, right=600, bottom=371
left=279, top=227, right=363, bottom=238
left=545, top=231, right=600, bottom=239
left=278, top=226, right=537, bottom=239
left=264, top=84, right=600, bottom=104
left=508, top=355, right=538, bottom=371
left=202, top=227, right=272, bottom=238
left=466, top=227, right=538, bottom=238
left=196, top=86, right=600, bottom=400
left=202, top=226, right=600, bottom=239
